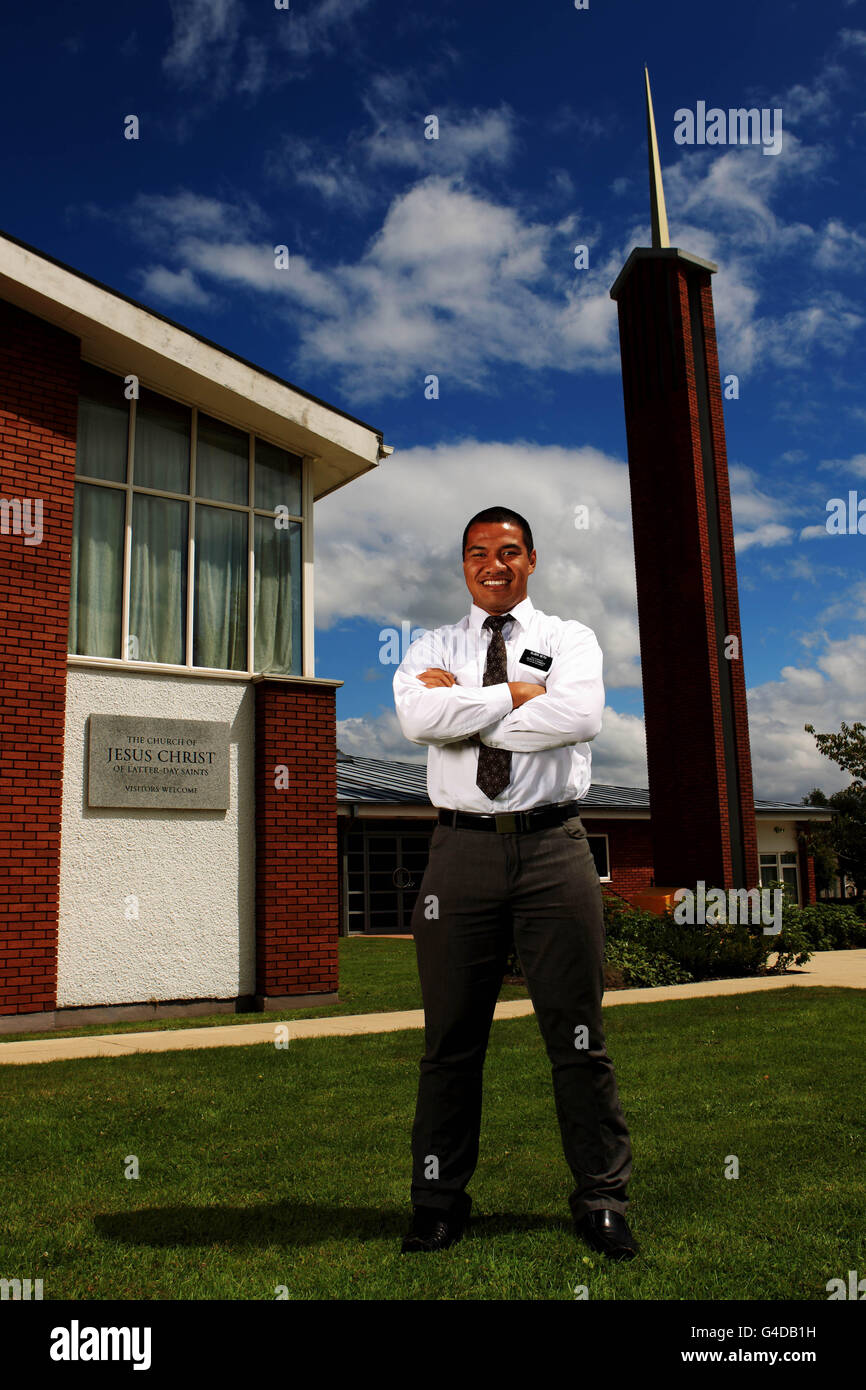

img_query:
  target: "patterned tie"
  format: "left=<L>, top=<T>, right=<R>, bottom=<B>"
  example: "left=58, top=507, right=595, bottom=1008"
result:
left=475, top=613, right=513, bottom=800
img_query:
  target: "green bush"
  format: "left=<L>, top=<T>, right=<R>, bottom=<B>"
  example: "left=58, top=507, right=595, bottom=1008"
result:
left=603, top=938, right=692, bottom=988
left=502, top=892, right=837, bottom=987
left=601, top=897, right=813, bottom=979
left=503, top=933, right=692, bottom=988
left=793, top=902, right=866, bottom=949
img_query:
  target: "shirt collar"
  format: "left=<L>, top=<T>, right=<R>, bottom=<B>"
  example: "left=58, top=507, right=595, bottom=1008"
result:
left=468, top=594, right=534, bottom=632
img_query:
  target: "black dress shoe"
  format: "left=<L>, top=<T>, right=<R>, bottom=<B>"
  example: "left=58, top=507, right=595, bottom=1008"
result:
left=574, top=1208, right=638, bottom=1261
left=400, top=1199, right=471, bottom=1254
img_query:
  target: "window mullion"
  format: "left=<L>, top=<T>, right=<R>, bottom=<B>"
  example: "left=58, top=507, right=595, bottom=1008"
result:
left=187, top=407, right=197, bottom=669
left=302, top=455, right=315, bottom=677
left=248, top=433, right=255, bottom=675
left=122, top=394, right=135, bottom=659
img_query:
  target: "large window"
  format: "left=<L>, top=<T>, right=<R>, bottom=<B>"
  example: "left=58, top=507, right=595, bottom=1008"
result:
left=759, top=851, right=800, bottom=902
left=342, top=827, right=432, bottom=933
left=587, top=834, right=610, bottom=882
left=69, top=364, right=303, bottom=675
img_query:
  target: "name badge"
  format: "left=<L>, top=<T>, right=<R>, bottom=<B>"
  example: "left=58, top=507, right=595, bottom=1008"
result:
left=519, top=649, right=552, bottom=672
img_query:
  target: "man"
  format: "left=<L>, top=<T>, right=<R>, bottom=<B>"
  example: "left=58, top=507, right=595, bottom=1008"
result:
left=392, top=506, right=636, bottom=1260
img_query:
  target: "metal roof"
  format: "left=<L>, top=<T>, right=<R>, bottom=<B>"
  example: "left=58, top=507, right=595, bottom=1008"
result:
left=335, top=752, right=835, bottom=816
left=337, top=753, right=428, bottom=805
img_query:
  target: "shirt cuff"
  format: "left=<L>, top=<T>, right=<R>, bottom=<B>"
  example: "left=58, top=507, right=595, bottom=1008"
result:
left=479, top=682, right=515, bottom=724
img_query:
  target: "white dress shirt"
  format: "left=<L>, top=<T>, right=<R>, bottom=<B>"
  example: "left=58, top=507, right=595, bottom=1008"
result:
left=392, top=594, right=604, bottom=813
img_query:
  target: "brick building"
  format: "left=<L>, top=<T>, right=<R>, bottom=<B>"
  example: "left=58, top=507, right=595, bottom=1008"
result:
left=335, top=754, right=830, bottom=933
left=0, top=228, right=390, bottom=1031
left=609, top=72, right=761, bottom=903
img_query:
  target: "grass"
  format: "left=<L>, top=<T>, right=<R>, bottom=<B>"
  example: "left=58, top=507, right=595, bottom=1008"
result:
left=0, top=937, right=530, bottom=1044
left=1, top=987, right=863, bottom=1300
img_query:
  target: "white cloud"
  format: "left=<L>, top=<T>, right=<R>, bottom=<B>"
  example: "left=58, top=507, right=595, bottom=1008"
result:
left=814, top=218, right=866, bottom=268
left=734, top=523, right=794, bottom=553
left=315, top=438, right=641, bottom=689
left=137, top=265, right=213, bottom=308
left=280, top=0, right=376, bottom=61
left=656, top=122, right=865, bottom=373
left=265, top=136, right=377, bottom=213
left=337, top=703, right=650, bottom=789
left=728, top=464, right=805, bottom=550
left=586, top=707, right=649, bottom=789
left=264, top=78, right=517, bottom=211
left=337, top=709, right=425, bottom=763
left=338, top=624, right=866, bottom=803
left=127, top=191, right=260, bottom=243
left=163, top=0, right=242, bottom=90
left=839, top=27, right=866, bottom=53
left=758, top=295, right=864, bottom=367
left=140, top=176, right=620, bottom=399
left=362, top=106, right=518, bottom=174
left=815, top=579, right=866, bottom=626
left=747, top=633, right=866, bottom=799
left=161, top=0, right=376, bottom=101
left=320, top=442, right=866, bottom=801
left=122, top=15, right=866, bottom=404
left=237, top=37, right=269, bottom=97
left=818, top=452, right=866, bottom=476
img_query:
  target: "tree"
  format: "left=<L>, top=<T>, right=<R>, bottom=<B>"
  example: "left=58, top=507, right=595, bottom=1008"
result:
left=804, top=722, right=866, bottom=897
left=803, top=721, right=866, bottom=787
left=800, top=789, right=840, bottom=895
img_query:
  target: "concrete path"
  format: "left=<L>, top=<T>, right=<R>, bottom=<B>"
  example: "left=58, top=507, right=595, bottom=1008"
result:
left=1, top=949, right=863, bottom=1067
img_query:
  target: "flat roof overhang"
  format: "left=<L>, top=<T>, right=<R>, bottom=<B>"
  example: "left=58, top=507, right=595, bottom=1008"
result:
left=0, top=228, right=390, bottom=500
left=609, top=245, right=719, bottom=301
left=335, top=802, right=835, bottom=821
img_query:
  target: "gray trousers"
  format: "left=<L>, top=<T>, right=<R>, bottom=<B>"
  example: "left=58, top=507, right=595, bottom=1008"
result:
left=409, top=814, right=632, bottom=1221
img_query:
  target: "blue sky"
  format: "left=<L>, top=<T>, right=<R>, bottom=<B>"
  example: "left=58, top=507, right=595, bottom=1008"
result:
left=4, top=0, right=865, bottom=800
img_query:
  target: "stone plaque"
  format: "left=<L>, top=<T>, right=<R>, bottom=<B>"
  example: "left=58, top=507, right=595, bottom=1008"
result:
left=88, top=715, right=230, bottom=810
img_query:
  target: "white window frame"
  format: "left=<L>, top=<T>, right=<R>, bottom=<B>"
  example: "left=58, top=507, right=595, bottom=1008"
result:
left=758, top=850, right=801, bottom=904
left=587, top=833, right=611, bottom=882
left=69, top=364, right=313, bottom=679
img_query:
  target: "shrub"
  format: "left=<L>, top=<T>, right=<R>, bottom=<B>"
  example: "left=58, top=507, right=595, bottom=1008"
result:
left=503, top=894, right=828, bottom=986
left=602, top=899, right=813, bottom=979
left=794, top=902, right=866, bottom=950
left=603, top=938, right=692, bottom=988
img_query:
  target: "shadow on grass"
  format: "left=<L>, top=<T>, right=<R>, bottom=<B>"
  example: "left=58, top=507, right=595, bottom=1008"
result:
left=94, top=1203, right=569, bottom=1247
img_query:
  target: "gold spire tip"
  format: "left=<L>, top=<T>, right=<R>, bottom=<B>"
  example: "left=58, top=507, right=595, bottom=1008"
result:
left=644, top=67, right=671, bottom=250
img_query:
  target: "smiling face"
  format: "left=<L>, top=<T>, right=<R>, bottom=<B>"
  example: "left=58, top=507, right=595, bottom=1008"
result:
left=462, top=520, right=536, bottom=615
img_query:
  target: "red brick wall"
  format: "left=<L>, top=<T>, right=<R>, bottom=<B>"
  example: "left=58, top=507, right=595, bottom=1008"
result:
left=796, top=822, right=818, bottom=906
left=613, top=255, right=758, bottom=891
left=582, top=818, right=654, bottom=902
left=0, top=300, right=79, bottom=1014
left=254, top=680, right=339, bottom=998
left=697, top=278, right=759, bottom=892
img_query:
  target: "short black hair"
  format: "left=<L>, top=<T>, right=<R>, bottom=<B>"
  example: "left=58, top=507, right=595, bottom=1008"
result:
left=462, top=507, right=534, bottom=558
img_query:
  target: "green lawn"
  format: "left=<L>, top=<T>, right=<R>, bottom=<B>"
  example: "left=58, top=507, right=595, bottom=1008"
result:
left=1, top=937, right=531, bottom=1044
left=1, top=987, right=863, bottom=1300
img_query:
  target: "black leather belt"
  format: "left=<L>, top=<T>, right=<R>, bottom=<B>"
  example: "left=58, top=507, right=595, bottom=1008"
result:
left=437, top=801, right=581, bottom=834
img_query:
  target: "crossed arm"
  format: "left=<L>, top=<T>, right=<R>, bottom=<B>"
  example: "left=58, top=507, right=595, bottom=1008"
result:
left=392, top=626, right=604, bottom=751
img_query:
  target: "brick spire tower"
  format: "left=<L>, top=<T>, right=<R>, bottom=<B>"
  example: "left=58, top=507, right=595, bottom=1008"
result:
left=609, top=69, right=759, bottom=893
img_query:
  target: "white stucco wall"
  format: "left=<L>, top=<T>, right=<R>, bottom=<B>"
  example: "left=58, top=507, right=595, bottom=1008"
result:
left=58, top=669, right=255, bottom=1007
left=756, top=821, right=800, bottom=854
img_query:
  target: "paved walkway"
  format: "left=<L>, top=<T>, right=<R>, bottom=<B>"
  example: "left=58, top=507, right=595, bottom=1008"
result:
left=1, top=949, right=863, bottom=1067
